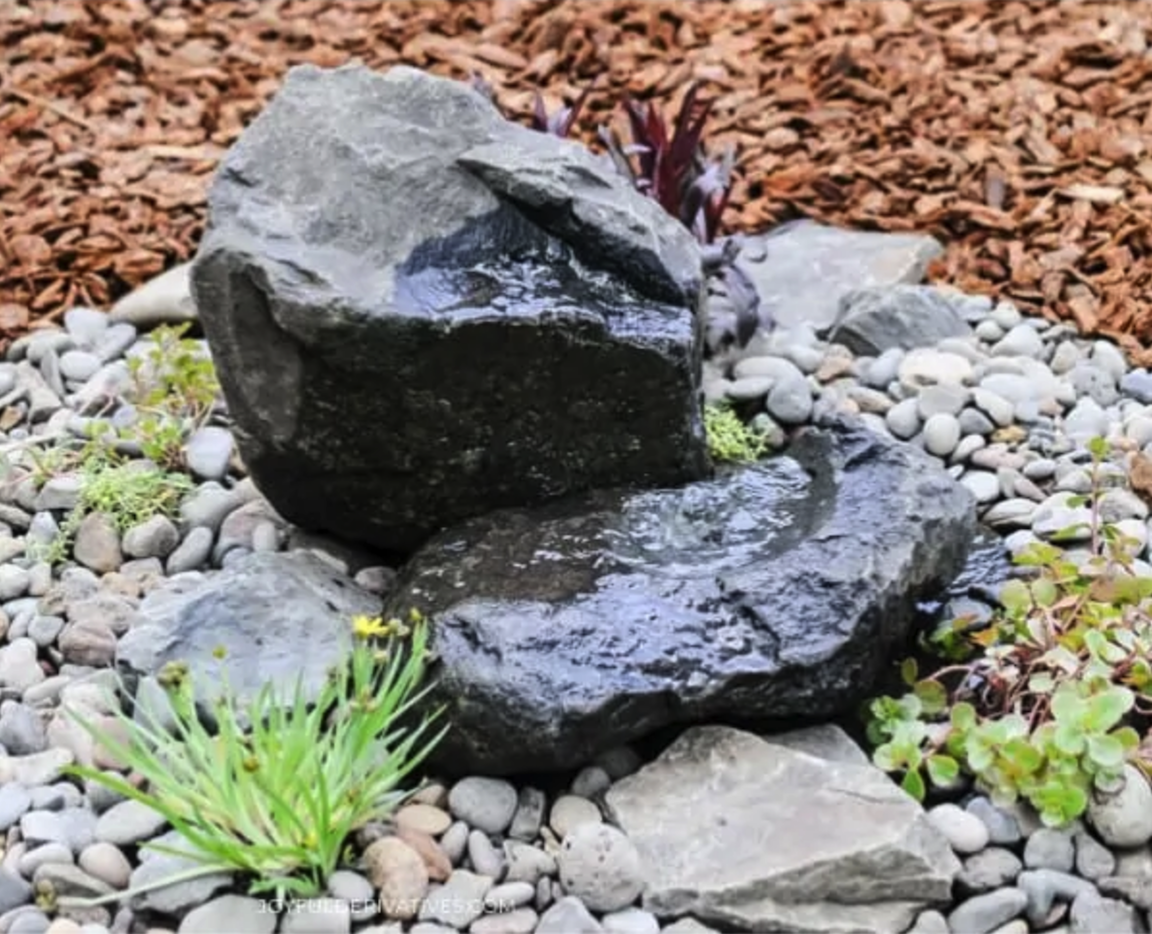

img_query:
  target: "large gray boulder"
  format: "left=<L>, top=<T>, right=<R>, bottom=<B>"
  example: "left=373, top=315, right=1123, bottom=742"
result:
left=605, top=726, right=961, bottom=933
left=385, top=416, right=977, bottom=775
left=116, top=551, right=379, bottom=717
left=737, top=220, right=943, bottom=332
left=191, top=64, right=709, bottom=553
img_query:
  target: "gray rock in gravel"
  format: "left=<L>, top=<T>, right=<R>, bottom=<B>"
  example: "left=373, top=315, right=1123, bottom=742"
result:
left=0, top=639, right=44, bottom=692
left=509, top=786, right=547, bottom=842
left=129, top=830, right=233, bottom=914
left=1086, top=763, right=1152, bottom=847
left=178, top=484, right=242, bottom=532
left=906, top=909, right=950, bottom=934
left=605, top=726, right=959, bottom=933
left=447, top=776, right=518, bottom=836
left=177, top=894, right=276, bottom=934
left=472, top=907, right=538, bottom=934
left=34, top=475, right=82, bottom=514
left=0, top=783, right=31, bottom=832
left=63, top=307, right=110, bottom=345
left=0, top=748, right=74, bottom=786
left=0, top=868, right=33, bottom=914
left=116, top=551, right=378, bottom=722
left=535, top=896, right=604, bottom=934
left=503, top=840, right=556, bottom=885
left=1024, top=828, right=1075, bottom=872
left=1073, top=831, right=1115, bottom=881
left=419, top=870, right=493, bottom=928
left=192, top=63, right=710, bottom=552
left=6, top=907, right=52, bottom=934
left=957, top=848, right=1023, bottom=895
left=165, top=525, right=214, bottom=574
left=30, top=861, right=113, bottom=901
left=1121, top=368, right=1152, bottom=403
left=95, top=798, right=168, bottom=846
left=1097, top=874, right=1152, bottom=910
left=1069, top=889, right=1140, bottom=933
left=111, top=263, right=198, bottom=329
left=828, top=285, right=974, bottom=355
left=735, top=220, right=942, bottom=333
left=79, top=840, right=133, bottom=889
left=72, top=512, right=123, bottom=573
left=0, top=704, right=47, bottom=755
left=467, top=829, right=504, bottom=879
left=557, top=822, right=644, bottom=913
left=947, top=888, right=1028, bottom=934
left=385, top=418, right=975, bottom=774
left=122, top=515, right=180, bottom=560
left=183, top=426, right=234, bottom=481
left=1018, top=869, right=1096, bottom=927
left=600, top=908, right=659, bottom=934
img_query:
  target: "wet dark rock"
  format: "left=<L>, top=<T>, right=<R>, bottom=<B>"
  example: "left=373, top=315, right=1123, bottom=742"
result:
left=386, top=417, right=977, bottom=775
left=191, top=64, right=709, bottom=553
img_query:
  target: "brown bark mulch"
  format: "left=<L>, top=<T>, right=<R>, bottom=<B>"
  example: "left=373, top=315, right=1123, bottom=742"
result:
left=4, top=1, right=1152, bottom=360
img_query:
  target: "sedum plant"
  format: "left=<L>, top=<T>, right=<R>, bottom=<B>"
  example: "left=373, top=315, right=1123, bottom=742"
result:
left=704, top=403, right=768, bottom=464
left=866, top=437, right=1152, bottom=826
left=118, top=322, right=220, bottom=469
left=57, top=612, right=445, bottom=906
left=29, top=454, right=192, bottom=567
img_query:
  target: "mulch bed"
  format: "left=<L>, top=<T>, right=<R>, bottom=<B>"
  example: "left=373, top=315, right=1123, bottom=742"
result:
left=4, top=1, right=1152, bottom=360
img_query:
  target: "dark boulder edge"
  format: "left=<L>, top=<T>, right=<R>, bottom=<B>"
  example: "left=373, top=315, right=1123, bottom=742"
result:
left=385, top=415, right=978, bottom=775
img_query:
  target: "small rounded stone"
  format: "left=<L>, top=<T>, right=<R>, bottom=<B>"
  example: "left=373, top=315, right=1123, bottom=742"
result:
left=394, top=803, right=452, bottom=837
left=556, top=823, right=644, bottom=913
left=448, top=777, right=518, bottom=836
left=927, top=803, right=990, bottom=855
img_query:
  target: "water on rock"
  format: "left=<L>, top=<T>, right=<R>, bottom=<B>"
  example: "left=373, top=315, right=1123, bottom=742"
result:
left=385, top=416, right=978, bottom=775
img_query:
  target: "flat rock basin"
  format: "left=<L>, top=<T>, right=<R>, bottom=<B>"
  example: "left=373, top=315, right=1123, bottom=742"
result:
left=385, top=416, right=978, bottom=775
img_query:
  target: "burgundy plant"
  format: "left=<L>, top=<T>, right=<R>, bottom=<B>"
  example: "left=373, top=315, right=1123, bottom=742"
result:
left=529, top=84, right=593, bottom=137
left=472, top=73, right=592, bottom=139
left=599, top=81, right=735, bottom=245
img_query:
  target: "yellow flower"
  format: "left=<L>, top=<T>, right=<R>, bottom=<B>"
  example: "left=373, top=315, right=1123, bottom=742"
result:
left=351, top=615, right=389, bottom=640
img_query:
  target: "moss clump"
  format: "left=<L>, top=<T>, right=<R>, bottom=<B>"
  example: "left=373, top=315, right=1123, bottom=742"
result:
left=704, top=404, right=769, bottom=464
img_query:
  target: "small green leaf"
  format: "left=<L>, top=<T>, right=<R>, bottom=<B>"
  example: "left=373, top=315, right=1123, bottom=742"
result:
left=913, top=680, right=948, bottom=716
left=1114, top=726, right=1141, bottom=750
left=1031, top=578, right=1059, bottom=607
left=1086, top=436, right=1109, bottom=460
left=926, top=754, right=960, bottom=787
left=1028, top=672, right=1056, bottom=695
left=901, top=768, right=926, bottom=801
left=1083, top=688, right=1134, bottom=733
left=873, top=743, right=900, bottom=773
left=1086, top=735, right=1126, bottom=770
left=1053, top=722, right=1086, bottom=757
left=999, top=579, right=1033, bottom=614
left=900, top=658, right=919, bottom=686
left=951, top=702, right=977, bottom=732
left=1002, top=737, right=1044, bottom=775
left=1051, top=685, right=1087, bottom=723
left=896, top=694, right=923, bottom=722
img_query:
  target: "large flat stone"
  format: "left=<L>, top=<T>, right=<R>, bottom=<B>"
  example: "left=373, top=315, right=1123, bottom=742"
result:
left=385, top=415, right=976, bottom=775
left=605, top=726, right=961, bottom=933
left=737, top=220, right=943, bottom=331
left=116, top=551, right=379, bottom=718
